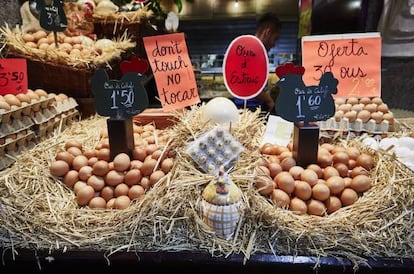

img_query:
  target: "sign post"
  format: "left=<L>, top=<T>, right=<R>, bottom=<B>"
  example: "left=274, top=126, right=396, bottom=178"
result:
left=275, top=63, right=338, bottom=167
left=91, top=69, right=149, bottom=160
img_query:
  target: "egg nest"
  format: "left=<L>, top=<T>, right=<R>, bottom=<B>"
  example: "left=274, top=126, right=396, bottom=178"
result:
left=0, top=107, right=413, bottom=270
left=0, top=26, right=135, bottom=70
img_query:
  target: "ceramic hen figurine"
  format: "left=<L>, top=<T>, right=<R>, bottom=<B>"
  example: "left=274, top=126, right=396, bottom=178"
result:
left=201, top=166, right=243, bottom=239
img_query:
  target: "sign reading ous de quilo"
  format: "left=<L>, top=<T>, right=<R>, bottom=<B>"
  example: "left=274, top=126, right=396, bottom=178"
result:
left=223, top=35, right=269, bottom=99
left=301, top=32, right=381, bottom=98
left=143, top=33, right=200, bottom=110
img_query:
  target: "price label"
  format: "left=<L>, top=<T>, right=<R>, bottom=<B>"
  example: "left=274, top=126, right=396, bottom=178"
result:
left=37, top=0, right=67, bottom=32
left=275, top=63, right=338, bottom=123
left=91, top=69, right=149, bottom=118
left=0, top=59, right=28, bottom=95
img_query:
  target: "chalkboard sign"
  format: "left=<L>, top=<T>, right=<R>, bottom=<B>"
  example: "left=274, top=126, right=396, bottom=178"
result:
left=275, top=63, right=338, bottom=123
left=91, top=69, right=149, bottom=119
left=37, top=0, right=67, bottom=32
left=223, top=35, right=268, bottom=99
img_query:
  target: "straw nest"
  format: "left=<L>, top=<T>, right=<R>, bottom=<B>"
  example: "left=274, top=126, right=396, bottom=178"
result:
left=0, top=105, right=413, bottom=270
left=92, top=6, right=154, bottom=24
left=0, top=26, right=135, bottom=70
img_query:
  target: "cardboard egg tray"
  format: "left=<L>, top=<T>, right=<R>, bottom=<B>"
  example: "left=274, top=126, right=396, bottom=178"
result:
left=0, top=95, right=55, bottom=124
left=0, top=130, right=36, bottom=171
left=55, top=97, right=79, bottom=114
left=0, top=115, right=34, bottom=140
left=317, top=117, right=400, bottom=137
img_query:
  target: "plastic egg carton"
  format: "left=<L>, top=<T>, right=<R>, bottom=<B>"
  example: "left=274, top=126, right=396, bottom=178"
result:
left=186, top=126, right=244, bottom=175
left=317, top=117, right=399, bottom=136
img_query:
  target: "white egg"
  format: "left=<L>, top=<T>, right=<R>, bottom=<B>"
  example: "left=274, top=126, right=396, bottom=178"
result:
left=395, top=146, right=411, bottom=161
left=379, top=137, right=399, bottom=151
left=201, top=97, right=239, bottom=126
left=362, top=137, right=379, bottom=150
left=397, top=136, right=414, bottom=150
left=95, top=39, right=114, bottom=51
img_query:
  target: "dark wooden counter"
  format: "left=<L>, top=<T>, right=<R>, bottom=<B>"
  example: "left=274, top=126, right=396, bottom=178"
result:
left=1, top=249, right=413, bottom=274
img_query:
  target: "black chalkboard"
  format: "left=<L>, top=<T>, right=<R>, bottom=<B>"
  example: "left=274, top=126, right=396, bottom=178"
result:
left=37, top=0, right=67, bottom=32
left=275, top=63, right=338, bottom=123
left=91, top=69, right=149, bottom=119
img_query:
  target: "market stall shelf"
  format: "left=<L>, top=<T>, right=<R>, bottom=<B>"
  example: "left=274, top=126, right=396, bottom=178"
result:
left=0, top=105, right=413, bottom=273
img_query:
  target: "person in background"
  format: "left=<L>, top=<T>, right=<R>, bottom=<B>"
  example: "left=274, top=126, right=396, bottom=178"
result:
left=233, top=12, right=281, bottom=114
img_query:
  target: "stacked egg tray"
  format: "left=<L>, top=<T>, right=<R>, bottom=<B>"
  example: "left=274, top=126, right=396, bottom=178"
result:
left=0, top=95, right=79, bottom=171
left=317, top=96, right=399, bottom=138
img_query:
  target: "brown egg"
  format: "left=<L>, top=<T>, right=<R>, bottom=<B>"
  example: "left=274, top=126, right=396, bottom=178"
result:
left=22, top=33, right=35, bottom=42
left=306, top=164, right=323, bottom=178
left=357, top=110, right=371, bottom=123
left=312, top=183, right=330, bottom=201
left=145, top=144, right=158, bottom=156
left=50, top=160, right=70, bottom=177
left=346, top=97, right=359, bottom=105
left=346, top=147, right=360, bottom=160
left=63, top=170, right=79, bottom=187
left=340, top=188, right=359, bottom=206
left=105, top=170, right=125, bottom=187
left=335, top=97, right=346, bottom=105
left=344, top=110, right=357, bottom=123
left=338, top=103, right=352, bottom=112
left=274, top=172, right=295, bottom=194
left=350, top=166, right=369, bottom=178
left=140, top=177, right=150, bottom=189
left=334, top=162, right=349, bottom=177
left=88, top=157, right=99, bottom=167
left=83, top=149, right=97, bottom=159
left=15, top=93, right=30, bottom=104
left=348, top=159, right=357, bottom=169
left=150, top=170, right=165, bottom=186
left=371, top=97, right=383, bottom=105
left=307, top=199, right=326, bottom=216
left=106, top=198, right=116, bottom=209
left=377, top=103, right=389, bottom=113
left=55, top=151, right=75, bottom=166
left=72, top=155, right=89, bottom=171
left=114, top=183, right=130, bottom=197
left=33, top=30, right=47, bottom=41
left=140, top=158, right=157, bottom=177
left=280, top=157, right=296, bottom=171
left=254, top=176, right=275, bottom=195
left=25, top=41, right=37, bottom=48
left=359, top=97, right=371, bottom=105
left=351, top=103, right=364, bottom=112
left=271, top=189, right=290, bottom=208
left=289, top=197, right=307, bottom=215
left=113, top=153, right=131, bottom=172
left=67, top=146, right=83, bottom=157
left=100, top=186, right=114, bottom=201
left=76, top=185, right=95, bottom=206
left=78, top=165, right=93, bottom=181
left=351, top=175, right=372, bottom=193
left=294, top=180, right=312, bottom=200
left=34, top=89, right=47, bottom=98
left=114, top=195, right=131, bottom=209
left=371, top=111, right=383, bottom=124
left=161, top=158, right=174, bottom=173
left=289, top=166, right=304, bottom=180
left=325, top=196, right=342, bottom=214
left=364, top=103, right=377, bottom=113
left=326, top=176, right=345, bottom=195
left=88, top=197, right=106, bottom=209
left=130, top=160, right=143, bottom=170
left=332, top=151, right=349, bottom=165
left=318, top=153, right=333, bottom=168
left=128, top=185, right=145, bottom=200
left=87, top=175, right=105, bottom=191
left=0, top=101, right=11, bottom=111
left=383, top=112, right=394, bottom=124
left=97, top=148, right=111, bottom=161
left=344, top=177, right=352, bottom=188
left=151, top=149, right=163, bottom=161
left=261, top=143, right=273, bottom=155
left=356, top=153, right=374, bottom=170
left=300, top=169, right=318, bottom=186
left=124, top=169, right=142, bottom=186
left=92, top=160, right=110, bottom=176
left=4, top=94, right=21, bottom=107
left=73, top=181, right=87, bottom=194
left=279, top=151, right=293, bottom=160
left=256, top=165, right=270, bottom=176
left=323, top=166, right=339, bottom=180
left=334, top=110, right=344, bottom=122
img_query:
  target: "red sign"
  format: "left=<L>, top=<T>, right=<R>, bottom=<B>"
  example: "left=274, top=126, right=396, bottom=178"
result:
left=0, top=59, right=28, bottom=95
left=223, top=35, right=269, bottom=99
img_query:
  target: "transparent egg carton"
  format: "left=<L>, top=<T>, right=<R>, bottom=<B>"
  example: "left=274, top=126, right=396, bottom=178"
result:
left=186, top=126, right=244, bottom=175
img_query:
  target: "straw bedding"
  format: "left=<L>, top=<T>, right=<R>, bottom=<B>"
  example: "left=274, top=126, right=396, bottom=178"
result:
left=0, top=105, right=413, bottom=270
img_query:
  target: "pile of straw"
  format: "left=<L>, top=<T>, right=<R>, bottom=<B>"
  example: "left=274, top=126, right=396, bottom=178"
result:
left=0, top=26, right=135, bottom=70
left=0, top=105, right=413, bottom=270
left=92, top=6, right=153, bottom=24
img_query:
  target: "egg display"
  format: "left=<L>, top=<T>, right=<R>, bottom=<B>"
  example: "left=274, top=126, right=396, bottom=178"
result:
left=49, top=122, right=176, bottom=209
left=318, top=96, right=397, bottom=136
left=255, top=142, right=374, bottom=216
